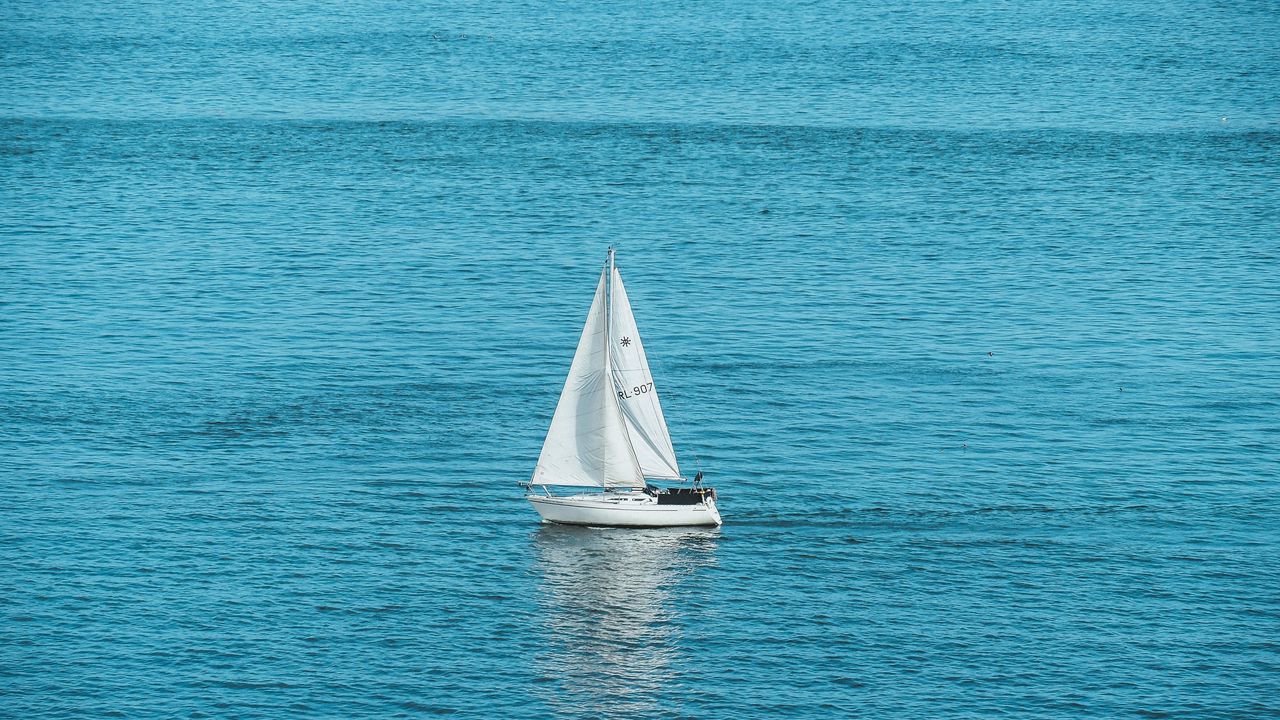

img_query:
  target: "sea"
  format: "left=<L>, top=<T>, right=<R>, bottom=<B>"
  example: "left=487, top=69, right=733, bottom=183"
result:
left=2, top=1, right=1278, bottom=717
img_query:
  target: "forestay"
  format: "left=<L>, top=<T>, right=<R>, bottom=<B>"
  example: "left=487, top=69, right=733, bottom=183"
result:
left=609, top=267, right=683, bottom=480
left=532, top=270, right=645, bottom=488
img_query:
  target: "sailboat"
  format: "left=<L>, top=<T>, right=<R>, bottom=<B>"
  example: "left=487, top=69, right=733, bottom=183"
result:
left=521, top=249, right=722, bottom=527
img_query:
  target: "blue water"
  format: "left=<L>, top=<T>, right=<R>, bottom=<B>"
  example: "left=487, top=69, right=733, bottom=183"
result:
left=3, top=1, right=1279, bottom=717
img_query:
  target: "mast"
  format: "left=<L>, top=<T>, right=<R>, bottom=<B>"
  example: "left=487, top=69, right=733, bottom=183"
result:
left=603, top=246, right=615, bottom=488
left=605, top=247, right=615, bottom=349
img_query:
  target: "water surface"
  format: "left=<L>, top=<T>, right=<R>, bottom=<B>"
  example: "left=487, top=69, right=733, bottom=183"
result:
left=2, top=1, right=1279, bottom=717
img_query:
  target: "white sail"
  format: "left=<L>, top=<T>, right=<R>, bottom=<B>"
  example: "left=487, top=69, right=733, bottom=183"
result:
left=533, top=269, right=645, bottom=489
left=609, top=266, right=683, bottom=480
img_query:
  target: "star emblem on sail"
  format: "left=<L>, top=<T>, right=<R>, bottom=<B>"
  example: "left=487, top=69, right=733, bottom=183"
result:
left=620, top=337, right=631, bottom=347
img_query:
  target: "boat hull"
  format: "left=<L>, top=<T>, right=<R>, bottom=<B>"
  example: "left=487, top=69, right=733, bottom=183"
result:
left=527, top=492, right=722, bottom=527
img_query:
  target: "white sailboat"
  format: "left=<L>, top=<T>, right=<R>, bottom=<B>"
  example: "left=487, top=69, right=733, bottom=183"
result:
left=522, top=248, right=721, bottom=527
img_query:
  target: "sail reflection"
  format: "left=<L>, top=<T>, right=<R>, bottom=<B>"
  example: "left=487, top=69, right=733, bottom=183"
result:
left=532, top=525, right=719, bottom=717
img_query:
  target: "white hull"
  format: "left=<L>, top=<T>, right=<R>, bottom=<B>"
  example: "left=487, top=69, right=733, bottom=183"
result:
left=527, top=491, right=722, bottom=528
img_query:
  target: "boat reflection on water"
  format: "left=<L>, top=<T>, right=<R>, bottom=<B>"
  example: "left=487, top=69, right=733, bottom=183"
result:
left=532, top=524, right=719, bottom=717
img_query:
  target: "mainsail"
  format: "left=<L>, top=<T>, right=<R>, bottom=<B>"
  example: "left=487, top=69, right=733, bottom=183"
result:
left=609, top=267, right=683, bottom=479
left=532, top=269, right=645, bottom=488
